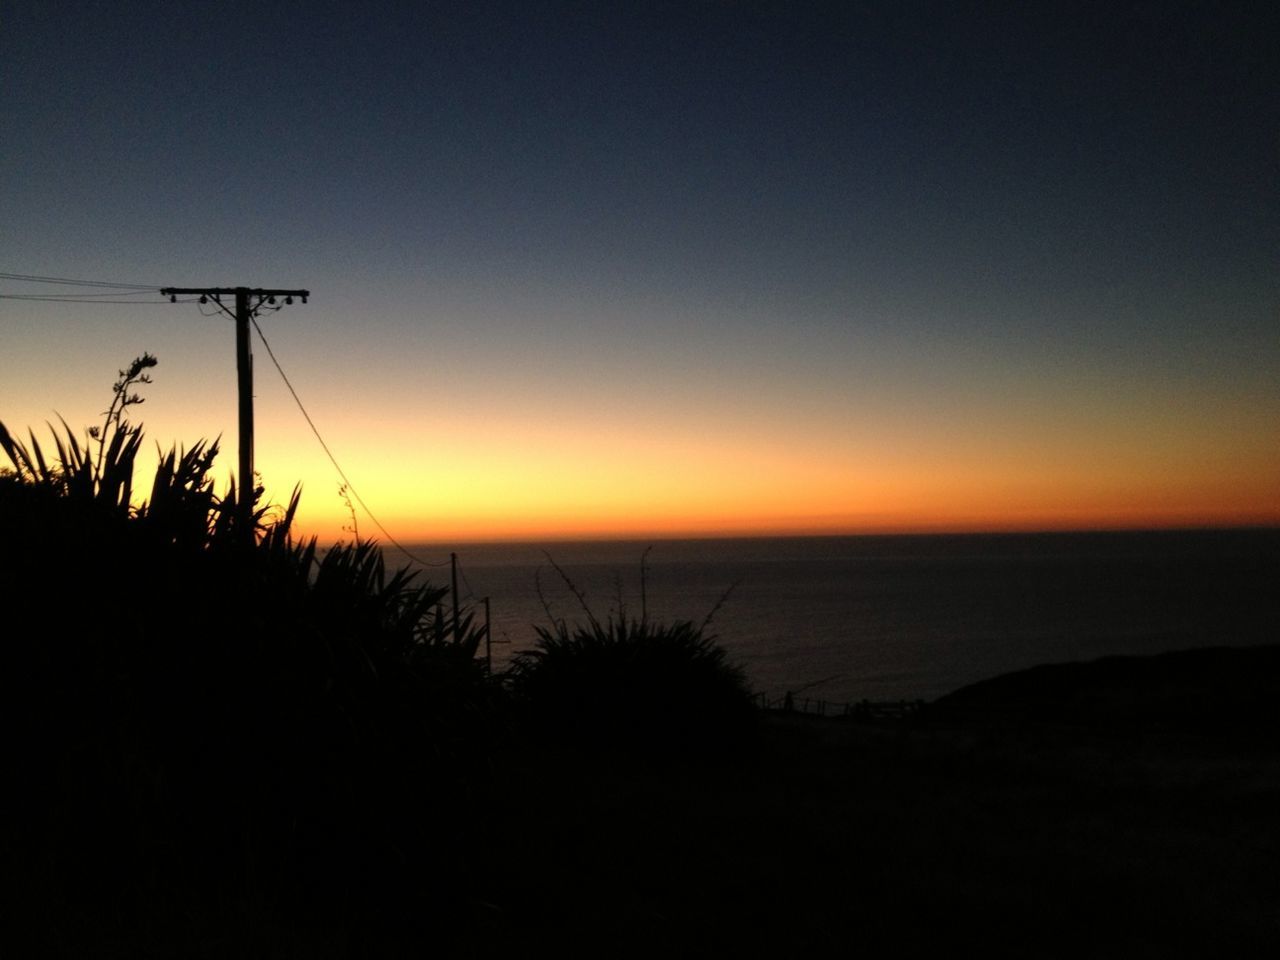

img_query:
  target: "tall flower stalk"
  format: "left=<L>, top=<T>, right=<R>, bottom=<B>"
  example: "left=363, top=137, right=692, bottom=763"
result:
left=91, top=352, right=157, bottom=475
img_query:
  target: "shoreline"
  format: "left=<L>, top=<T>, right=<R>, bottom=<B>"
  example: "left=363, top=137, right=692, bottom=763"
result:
left=755, top=642, right=1280, bottom=729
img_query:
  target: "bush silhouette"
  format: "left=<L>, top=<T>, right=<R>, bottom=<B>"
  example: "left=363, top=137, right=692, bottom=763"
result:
left=509, top=612, right=757, bottom=758
left=0, top=379, right=497, bottom=936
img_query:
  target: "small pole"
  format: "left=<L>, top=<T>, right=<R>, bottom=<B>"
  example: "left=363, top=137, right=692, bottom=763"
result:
left=484, top=596, right=492, bottom=674
left=450, top=552, right=460, bottom=643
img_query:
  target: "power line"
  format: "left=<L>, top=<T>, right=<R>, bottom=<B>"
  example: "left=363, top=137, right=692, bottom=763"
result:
left=457, top=564, right=480, bottom=602
left=0, top=270, right=164, bottom=289
left=0, top=293, right=196, bottom=304
left=248, top=314, right=450, bottom=568
left=0, top=289, right=164, bottom=299
left=0, top=270, right=183, bottom=303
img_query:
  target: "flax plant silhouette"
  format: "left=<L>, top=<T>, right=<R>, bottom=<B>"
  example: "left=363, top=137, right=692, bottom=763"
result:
left=1, top=354, right=499, bottom=952
left=510, top=552, right=756, bottom=757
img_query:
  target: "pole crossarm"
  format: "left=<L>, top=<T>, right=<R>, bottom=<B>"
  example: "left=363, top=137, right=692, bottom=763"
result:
left=161, top=286, right=309, bottom=303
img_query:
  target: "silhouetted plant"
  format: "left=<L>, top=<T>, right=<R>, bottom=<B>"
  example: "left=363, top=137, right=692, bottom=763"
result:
left=508, top=558, right=757, bottom=758
left=1, top=413, right=144, bottom=512
left=337, top=481, right=360, bottom=542
left=90, top=351, right=156, bottom=473
left=1, top=355, right=500, bottom=939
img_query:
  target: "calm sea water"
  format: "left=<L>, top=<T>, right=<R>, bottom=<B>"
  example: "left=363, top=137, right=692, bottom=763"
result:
left=403, top=530, right=1280, bottom=704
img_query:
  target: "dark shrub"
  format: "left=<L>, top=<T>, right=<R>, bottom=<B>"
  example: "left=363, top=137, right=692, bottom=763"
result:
left=1, top=402, right=499, bottom=942
left=509, top=614, right=757, bottom=758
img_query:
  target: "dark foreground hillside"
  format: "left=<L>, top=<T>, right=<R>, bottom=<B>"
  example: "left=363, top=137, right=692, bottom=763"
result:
left=465, top=644, right=1280, bottom=958
left=18, top=645, right=1277, bottom=957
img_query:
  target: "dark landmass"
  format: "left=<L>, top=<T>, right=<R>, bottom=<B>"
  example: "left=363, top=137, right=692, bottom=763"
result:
left=14, top=643, right=1280, bottom=957
left=461, top=644, right=1280, bottom=958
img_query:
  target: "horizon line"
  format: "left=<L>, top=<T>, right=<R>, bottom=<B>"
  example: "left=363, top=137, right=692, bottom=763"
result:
left=356, top=522, right=1280, bottom=549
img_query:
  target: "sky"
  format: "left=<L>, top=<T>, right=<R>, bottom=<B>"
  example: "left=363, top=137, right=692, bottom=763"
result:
left=2, top=0, right=1277, bottom=543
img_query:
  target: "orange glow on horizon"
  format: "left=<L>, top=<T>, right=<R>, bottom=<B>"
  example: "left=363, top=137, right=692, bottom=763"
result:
left=279, top=462, right=1280, bottom=544
left=255, top=410, right=1279, bottom=544
left=7, top=329, right=1277, bottom=548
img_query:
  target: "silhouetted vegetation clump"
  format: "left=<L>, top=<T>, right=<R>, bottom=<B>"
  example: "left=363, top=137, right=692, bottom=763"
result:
left=0, top=358, right=501, bottom=949
left=509, top=610, right=757, bottom=758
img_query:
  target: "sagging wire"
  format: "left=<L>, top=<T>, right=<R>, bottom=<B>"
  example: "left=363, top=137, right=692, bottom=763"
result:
left=248, top=313, right=450, bottom=568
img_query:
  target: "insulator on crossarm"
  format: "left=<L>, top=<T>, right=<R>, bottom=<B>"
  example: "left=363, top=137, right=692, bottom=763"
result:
left=169, top=294, right=176, bottom=303
left=285, top=295, right=293, bottom=305
left=199, top=295, right=208, bottom=304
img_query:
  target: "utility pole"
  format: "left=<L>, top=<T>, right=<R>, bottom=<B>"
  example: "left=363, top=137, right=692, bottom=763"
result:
left=484, top=596, right=492, bottom=675
left=161, top=286, right=309, bottom=542
left=450, top=552, right=461, bottom=643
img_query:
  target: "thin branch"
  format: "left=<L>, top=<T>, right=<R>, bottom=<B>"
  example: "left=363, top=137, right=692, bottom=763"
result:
left=541, top=551, right=600, bottom=632
left=700, top=577, right=741, bottom=633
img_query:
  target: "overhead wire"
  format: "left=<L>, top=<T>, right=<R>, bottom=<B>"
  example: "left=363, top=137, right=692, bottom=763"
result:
left=248, top=313, right=450, bottom=568
left=457, top=564, right=480, bottom=602
left=0, top=270, right=165, bottom=289
left=0, top=293, right=196, bottom=304
left=0, top=289, right=163, bottom=299
left=0, top=270, right=181, bottom=304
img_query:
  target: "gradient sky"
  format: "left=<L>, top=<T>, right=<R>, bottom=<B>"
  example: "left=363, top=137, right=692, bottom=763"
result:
left=2, top=1, right=1277, bottom=542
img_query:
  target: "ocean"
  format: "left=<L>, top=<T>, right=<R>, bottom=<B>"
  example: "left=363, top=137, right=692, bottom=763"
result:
left=404, top=529, right=1280, bottom=704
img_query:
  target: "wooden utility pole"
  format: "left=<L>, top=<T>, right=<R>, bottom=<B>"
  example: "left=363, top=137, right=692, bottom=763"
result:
left=484, top=596, right=492, bottom=674
left=161, top=286, right=309, bottom=541
left=450, top=552, right=461, bottom=643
